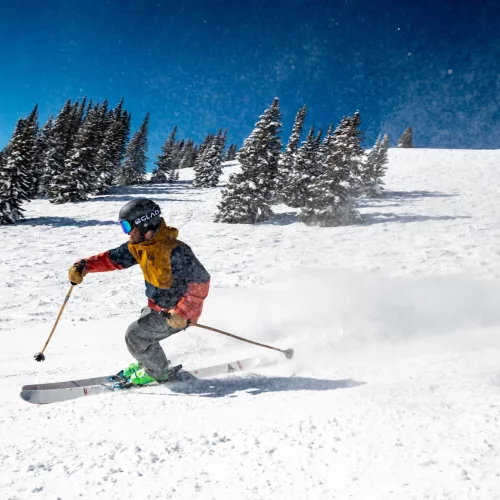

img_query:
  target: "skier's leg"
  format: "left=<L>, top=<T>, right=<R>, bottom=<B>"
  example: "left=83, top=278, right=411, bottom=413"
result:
left=125, top=307, right=183, bottom=379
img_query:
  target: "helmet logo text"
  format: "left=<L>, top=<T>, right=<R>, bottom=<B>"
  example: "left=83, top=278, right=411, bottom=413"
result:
left=135, top=209, right=160, bottom=225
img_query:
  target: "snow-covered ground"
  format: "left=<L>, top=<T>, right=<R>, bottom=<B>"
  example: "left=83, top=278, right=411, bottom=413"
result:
left=1, top=149, right=500, bottom=499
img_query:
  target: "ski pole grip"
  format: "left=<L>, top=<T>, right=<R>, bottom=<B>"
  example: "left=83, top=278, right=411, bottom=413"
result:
left=70, top=259, right=86, bottom=286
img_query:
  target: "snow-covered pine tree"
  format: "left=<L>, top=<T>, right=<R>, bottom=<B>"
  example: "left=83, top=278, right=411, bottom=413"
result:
left=193, top=129, right=226, bottom=188
left=224, top=143, right=237, bottom=161
left=281, top=125, right=319, bottom=207
left=40, top=100, right=76, bottom=197
left=363, top=134, right=389, bottom=197
left=328, top=111, right=365, bottom=195
left=197, top=133, right=214, bottom=160
left=93, top=100, right=130, bottom=194
left=278, top=105, right=307, bottom=201
left=115, top=113, right=149, bottom=186
left=50, top=103, right=103, bottom=204
left=168, top=139, right=185, bottom=182
left=316, top=124, right=333, bottom=166
left=179, top=139, right=196, bottom=169
left=397, top=126, right=413, bottom=148
left=151, top=125, right=177, bottom=183
left=298, top=114, right=362, bottom=227
left=0, top=110, right=38, bottom=224
left=192, top=133, right=214, bottom=182
left=31, top=115, right=53, bottom=197
left=19, top=105, right=40, bottom=197
left=215, top=98, right=282, bottom=224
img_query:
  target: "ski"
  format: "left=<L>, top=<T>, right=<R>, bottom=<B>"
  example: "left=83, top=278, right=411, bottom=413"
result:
left=20, top=357, right=260, bottom=405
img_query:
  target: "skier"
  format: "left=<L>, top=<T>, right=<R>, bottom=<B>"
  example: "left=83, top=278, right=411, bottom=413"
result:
left=67, top=198, right=210, bottom=386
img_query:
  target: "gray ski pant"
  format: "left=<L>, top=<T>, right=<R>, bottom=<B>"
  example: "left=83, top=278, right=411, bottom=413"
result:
left=125, top=307, right=185, bottom=378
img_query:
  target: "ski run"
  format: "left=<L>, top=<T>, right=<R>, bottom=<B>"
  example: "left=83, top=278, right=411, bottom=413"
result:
left=1, top=149, right=500, bottom=499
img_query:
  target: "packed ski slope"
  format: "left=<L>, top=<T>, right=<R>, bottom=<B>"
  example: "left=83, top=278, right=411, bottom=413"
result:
left=1, top=149, right=500, bottom=499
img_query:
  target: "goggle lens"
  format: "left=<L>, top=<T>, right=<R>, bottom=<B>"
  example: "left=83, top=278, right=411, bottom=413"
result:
left=119, top=220, right=133, bottom=234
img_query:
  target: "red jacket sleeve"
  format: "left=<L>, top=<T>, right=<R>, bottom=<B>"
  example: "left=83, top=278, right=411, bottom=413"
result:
left=173, top=280, right=210, bottom=323
left=84, top=251, right=124, bottom=273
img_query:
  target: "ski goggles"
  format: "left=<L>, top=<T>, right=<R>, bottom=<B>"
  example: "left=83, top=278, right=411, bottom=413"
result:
left=119, top=219, right=133, bottom=234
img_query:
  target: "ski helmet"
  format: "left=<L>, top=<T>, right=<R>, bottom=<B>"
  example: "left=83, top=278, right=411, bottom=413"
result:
left=119, top=198, right=162, bottom=235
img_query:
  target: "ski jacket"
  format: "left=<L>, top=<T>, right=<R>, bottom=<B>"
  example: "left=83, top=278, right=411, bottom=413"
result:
left=82, top=219, right=210, bottom=322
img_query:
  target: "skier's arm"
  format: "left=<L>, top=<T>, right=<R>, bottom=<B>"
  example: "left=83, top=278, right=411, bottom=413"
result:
left=82, top=242, right=138, bottom=273
left=170, top=244, right=210, bottom=323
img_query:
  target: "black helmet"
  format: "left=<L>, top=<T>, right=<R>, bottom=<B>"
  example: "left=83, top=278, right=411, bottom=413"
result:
left=119, top=198, right=162, bottom=235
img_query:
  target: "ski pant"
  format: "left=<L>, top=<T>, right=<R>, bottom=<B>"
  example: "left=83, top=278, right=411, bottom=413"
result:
left=125, top=307, right=185, bottom=378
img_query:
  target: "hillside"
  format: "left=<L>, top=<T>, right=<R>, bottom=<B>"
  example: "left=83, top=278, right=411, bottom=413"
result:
left=1, top=149, right=500, bottom=499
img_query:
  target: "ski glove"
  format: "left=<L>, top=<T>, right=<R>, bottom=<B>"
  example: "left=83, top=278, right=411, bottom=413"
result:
left=167, top=310, right=188, bottom=329
left=68, top=260, right=87, bottom=285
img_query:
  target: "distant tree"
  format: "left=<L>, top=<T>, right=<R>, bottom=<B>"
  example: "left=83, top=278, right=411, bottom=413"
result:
left=278, top=105, right=307, bottom=200
left=298, top=113, right=363, bottom=226
left=192, top=133, right=214, bottom=181
left=0, top=109, right=39, bottom=224
left=151, top=125, right=177, bottom=183
left=116, top=113, right=149, bottom=186
left=179, top=139, right=197, bottom=169
left=363, top=134, right=389, bottom=197
left=169, top=138, right=185, bottom=182
left=193, top=129, right=226, bottom=188
left=40, top=100, right=76, bottom=197
left=316, top=124, right=333, bottom=167
left=329, top=111, right=365, bottom=195
left=397, top=127, right=413, bottom=148
left=281, top=125, right=319, bottom=207
left=224, top=143, right=238, bottom=161
left=215, top=98, right=282, bottom=223
left=197, top=133, right=214, bottom=161
left=31, top=115, right=53, bottom=197
left=50, top=103, right=103, bottom=203
left=94, top=100, right=130, bottom=194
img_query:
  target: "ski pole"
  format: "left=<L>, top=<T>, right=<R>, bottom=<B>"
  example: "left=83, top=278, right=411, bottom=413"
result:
left=34, top=260, right=86, bottom=362
left=190, top=322, right=294, bottom=359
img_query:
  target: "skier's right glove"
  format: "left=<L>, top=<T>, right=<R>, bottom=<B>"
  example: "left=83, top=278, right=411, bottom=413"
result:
left=68, top=260, right=87, bottom=285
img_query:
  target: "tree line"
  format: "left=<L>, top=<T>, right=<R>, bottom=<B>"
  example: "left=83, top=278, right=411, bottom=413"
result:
left=0, top=96, right=412, bottom=226
left=215, top=99, right=413, bottom=226
left=0, top=98, right=238, bottom=224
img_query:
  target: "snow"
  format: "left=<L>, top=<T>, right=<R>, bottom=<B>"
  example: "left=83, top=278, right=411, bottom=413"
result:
left=1, top=148, right=500, bottom=499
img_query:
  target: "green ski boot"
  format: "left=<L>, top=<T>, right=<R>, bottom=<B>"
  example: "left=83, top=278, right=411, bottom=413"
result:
left=118, top=361, right=141, bottom=379
left=128, top=367, right=171, bottom=386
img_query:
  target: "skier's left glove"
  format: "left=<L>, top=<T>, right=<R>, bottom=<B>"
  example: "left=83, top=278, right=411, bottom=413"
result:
left=166, top=310, right=188, bottom=329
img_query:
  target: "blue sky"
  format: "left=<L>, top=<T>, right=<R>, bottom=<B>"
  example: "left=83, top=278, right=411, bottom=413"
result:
left=0, top=0, right=498, bottom=166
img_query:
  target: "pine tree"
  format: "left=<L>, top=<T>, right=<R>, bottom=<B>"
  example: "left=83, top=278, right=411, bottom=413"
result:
left=298, top=114, right=363, bottom=227
left=193, top=129, right=226, bottom=188
left=93, top=100, right=130, bottom=194
left=31, top=115, right=53, bottom=197
left=192, top=133, right=214, bottom=181
left=168, top=139, right=185, bottom=182
left=0, top=110, right=38, bottom=224
left=281, top=125, right=319, bottom=207
left=151, top=125, right=177, bottom=183
left=316, top=124, right=333, bottom=168
left=215, top=98, right=282, bottom=224
left=224, top=143, right=238, bottom=161
left=50, top=103, right=103, bottom=203
left=363, top=134, right=389, bottom=197
left=116, top=113, right=149, bottom=186
left=40, top=100, right=75, bottom=197
left=179, top=139, right=197, bottom=169
left=278, top=105, right=307, bottom=200
left=397, top=127, right=413, bottom=148
left=328, top=111, right=365, bottom=194
left=20, top=105, right=40, bottom=197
